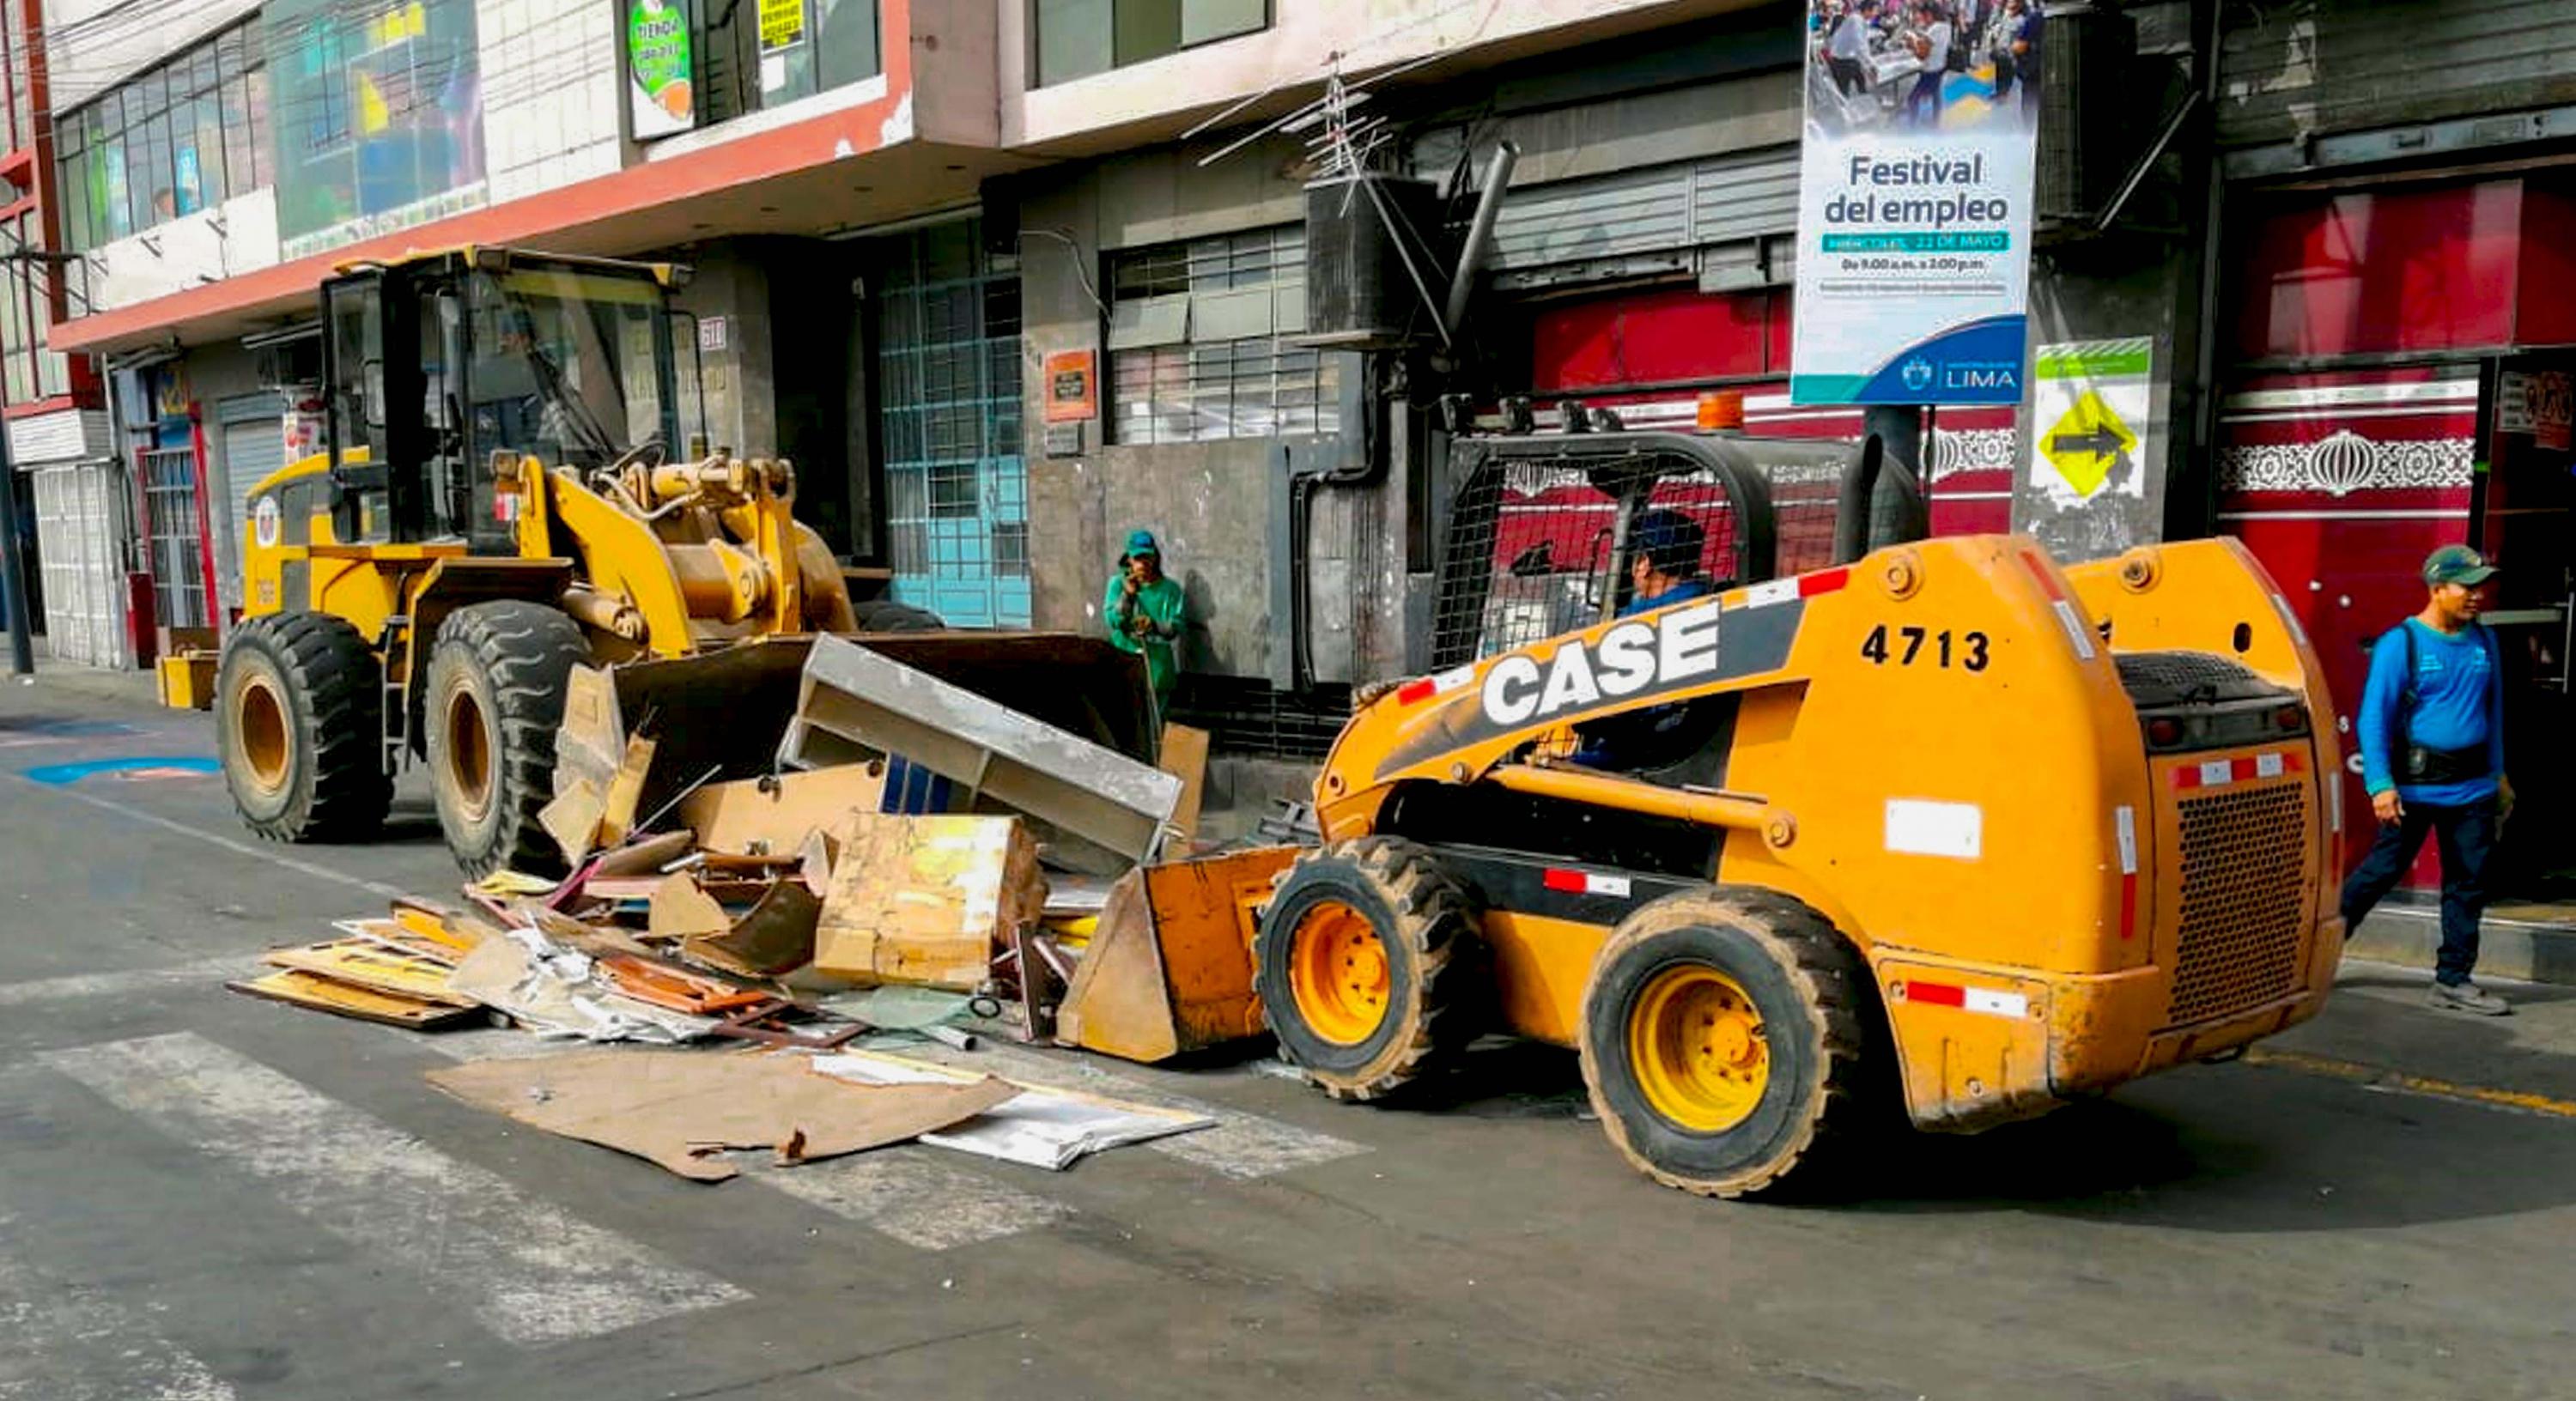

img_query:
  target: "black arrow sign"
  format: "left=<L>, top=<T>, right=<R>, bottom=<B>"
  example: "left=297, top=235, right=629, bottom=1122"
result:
left=2048, top=426, right=2128, bottom=459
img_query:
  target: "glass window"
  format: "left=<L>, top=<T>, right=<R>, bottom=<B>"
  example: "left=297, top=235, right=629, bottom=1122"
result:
left=814, top=0, right=881, bottom=90
left=467, top=265, right=672, bottom=475
left=1106, top=226, right=1335, bottom=446
left=1037, top=0, right=1262, bottom=85
left=49, top=23, right=271, bottom=252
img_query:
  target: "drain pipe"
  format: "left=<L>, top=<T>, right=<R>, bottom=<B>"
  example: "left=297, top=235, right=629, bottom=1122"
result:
left=1442, top=141, right=1518, bottom=342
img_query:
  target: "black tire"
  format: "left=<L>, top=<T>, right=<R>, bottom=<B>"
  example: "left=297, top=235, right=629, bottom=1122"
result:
left=851, top=598, right=945, bottom=631
left=1255, top=837, right=1484, bottom=1101
left=426, top=601, right=589, bottom=878
left=215, top=613, right=390, bottom=843
left=1578, top=888, right=1875, bottom=1198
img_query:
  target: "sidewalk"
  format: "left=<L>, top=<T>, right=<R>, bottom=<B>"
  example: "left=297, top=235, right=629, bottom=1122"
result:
left=10, top=658, right=162, bottom=711
left=2350, top=902, right=2576, bottom=987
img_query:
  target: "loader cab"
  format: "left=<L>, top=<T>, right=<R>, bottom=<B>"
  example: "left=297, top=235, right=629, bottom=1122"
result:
left=318, top=250, right=706, bottom=552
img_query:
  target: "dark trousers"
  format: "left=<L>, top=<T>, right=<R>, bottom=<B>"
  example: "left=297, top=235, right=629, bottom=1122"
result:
left=2340, top=796, right=2498, bottom=986
left=1991, top=52, right=2016, bottom=101
left=1828, top=56, right=1867, bottom=95
left=1908, top=71, right=1945, bottom=124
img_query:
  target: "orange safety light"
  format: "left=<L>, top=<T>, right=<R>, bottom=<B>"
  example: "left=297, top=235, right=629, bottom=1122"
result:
left=1696, top=391, right=1745, bottom=432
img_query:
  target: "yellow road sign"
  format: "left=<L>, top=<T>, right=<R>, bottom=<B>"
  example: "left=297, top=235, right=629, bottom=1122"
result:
left=2039, top=390, right=2138, bottom=499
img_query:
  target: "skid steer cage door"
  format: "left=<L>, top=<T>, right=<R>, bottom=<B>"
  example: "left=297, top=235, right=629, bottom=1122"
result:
left=1427, top=432, right=1863, bottom=671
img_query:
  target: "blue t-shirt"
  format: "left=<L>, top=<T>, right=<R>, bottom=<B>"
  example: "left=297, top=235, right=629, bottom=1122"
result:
left=1618, top=576, right=1715, bottom=619
left=2357, top=618, right=2504, bottom=806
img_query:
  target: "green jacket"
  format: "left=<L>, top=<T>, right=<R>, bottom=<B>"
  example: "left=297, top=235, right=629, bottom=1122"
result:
left=1105, top=573, right=1185, bottom=704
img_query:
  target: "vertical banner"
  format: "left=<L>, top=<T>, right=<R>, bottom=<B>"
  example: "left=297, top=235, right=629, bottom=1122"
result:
left=757, top=0, right=806, bottom=94
left=629, top=0, right=696, bottom=139
left=1790, top=1, right=2044, bottom=405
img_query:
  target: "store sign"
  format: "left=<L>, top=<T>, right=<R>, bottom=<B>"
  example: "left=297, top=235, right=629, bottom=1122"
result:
left=2028, top=338, right=2153, bottom=505
left=628, top=0, right=696, bottom=139
left=1044, top=349, right=1097, bottom=423
left=1790, top=2, right=2043, bottom=405
left=2499, top=370, right=2573, bottom=452
left=756, top=0, right=804, bottom=91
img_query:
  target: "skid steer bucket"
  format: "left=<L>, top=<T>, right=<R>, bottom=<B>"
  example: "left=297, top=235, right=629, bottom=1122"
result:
left=1056, top=846, right=1301, bottom=1063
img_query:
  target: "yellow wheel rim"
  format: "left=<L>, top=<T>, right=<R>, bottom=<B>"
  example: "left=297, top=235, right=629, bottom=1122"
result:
left=1287, top=900, right=1392, bottom=1046
left=1629, top=964, right=1768, bottom=1133
left=236, top=674, right=292, bottom=797
left=444, top=688, right=494, bottom=823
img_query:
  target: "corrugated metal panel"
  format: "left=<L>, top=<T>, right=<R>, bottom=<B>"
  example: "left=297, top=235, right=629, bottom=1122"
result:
left=2220, top=0, right=2576, bottom=148
left=1489, top=146, right=1799, bottom=276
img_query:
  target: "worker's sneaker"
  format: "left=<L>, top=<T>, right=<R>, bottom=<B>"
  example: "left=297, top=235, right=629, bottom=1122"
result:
left=2428, top=980, right=2512, bottom=1016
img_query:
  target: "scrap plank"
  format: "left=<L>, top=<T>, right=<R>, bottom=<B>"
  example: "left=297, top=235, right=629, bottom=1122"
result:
left=228, top=970, right=483, bottom=1030
left=264, top=940, right=480, bottom=1006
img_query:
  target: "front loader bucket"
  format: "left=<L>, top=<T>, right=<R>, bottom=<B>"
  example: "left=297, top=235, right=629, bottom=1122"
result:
left=562, top=632, right=1157, bottom=829
left=1056, top=846, right=1300, bottom=1063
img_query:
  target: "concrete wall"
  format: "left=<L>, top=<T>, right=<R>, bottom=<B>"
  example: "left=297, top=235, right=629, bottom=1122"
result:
left=86, top=190, right=282, bottom=315
left=999, top=0, right=1755, bottom=149
left=2010, top=244, right=2190, bottom=563
left=1017, top=137, right=1406, bottom=683
left=668, top=244, right=780, bottom=470
left=46, top=0, right=258, bottom=111
left=477, top=0, right=627, bottom=203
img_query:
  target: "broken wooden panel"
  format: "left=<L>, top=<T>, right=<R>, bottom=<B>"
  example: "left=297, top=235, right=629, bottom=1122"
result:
left=264, top=941, right=481, bottom=1007
left=779, top=635, right=1182, bottom=870
left=676, top=767, right=889, bottom=856
left=681, top=881, right=823, bottom=979
left=229, top=970, right=484, bottom=1030
left=813, top=814, right=1047, bottom=991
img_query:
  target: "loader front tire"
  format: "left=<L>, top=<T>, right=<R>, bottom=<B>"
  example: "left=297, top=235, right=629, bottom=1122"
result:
left=1255, top=837, right=1483, bottom=1101
left=216, top=614, right=390, bottom=843
left=1580, top=889, right=1874, bottom=1199
left=427, top=602, right=588, bottom=879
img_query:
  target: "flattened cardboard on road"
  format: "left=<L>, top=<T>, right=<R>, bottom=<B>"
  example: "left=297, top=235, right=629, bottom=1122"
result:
left=779, top=634, right=1183, bottom=870
left=426, top=1050, right=1019, bottom=1181
left=814, top=814, right=1045, bottom=990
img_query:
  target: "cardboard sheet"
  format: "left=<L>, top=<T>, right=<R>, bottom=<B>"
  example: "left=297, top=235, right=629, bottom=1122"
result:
left=427, top=1050, right=1019, bottom=1181
left=812, top=1051, right=1212, bottom=1170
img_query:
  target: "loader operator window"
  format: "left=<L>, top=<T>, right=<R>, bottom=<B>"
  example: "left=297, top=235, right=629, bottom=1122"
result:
left=323, top=276, right=391, bottom=543
left=465, top=268, right=672, bottom=498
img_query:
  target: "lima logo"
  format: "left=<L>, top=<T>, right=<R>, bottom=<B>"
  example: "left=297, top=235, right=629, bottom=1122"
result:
left=1900, top=357, right=1934, bottom=391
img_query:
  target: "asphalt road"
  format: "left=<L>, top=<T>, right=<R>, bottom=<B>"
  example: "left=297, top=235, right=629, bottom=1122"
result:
left=4, top=674, right=2574, bottom=1401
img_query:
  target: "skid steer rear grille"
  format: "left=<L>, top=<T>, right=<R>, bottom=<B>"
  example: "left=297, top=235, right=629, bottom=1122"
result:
left=2167, top=782, right=2308, bottom=1027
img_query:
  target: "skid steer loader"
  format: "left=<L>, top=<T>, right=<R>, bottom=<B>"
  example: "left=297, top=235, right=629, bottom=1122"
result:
left=176, top=247, right=1086, bottom=875
left=1068, top=423, right=2344, bottom=1199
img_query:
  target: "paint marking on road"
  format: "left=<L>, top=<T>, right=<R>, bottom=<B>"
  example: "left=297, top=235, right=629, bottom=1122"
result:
left=2245, top=1048, right=2576, bottom=1121
left=16, top=779, right=410, bottom=901
left=750, top=1149, right=1074, bottom=1251
left=40, top=1033, right=746, bottom=1344
left=908, top=1040, right=1370, bottom=1180
left=0, top=955, right=262, bottom=1010
left=0, top=1220, right=238, bottom=1401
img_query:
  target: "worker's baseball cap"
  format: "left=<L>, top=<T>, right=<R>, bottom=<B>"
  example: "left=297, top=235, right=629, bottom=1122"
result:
left=1122, top=529, right=1160, bottom=559
left=1631, top=509, right=1706, bottom=574
left=2423, top=544, right=2498, bottom=587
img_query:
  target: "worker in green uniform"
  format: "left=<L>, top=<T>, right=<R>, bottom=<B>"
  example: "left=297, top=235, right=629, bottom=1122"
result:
left=1105, top=529, right=1186, bottom=728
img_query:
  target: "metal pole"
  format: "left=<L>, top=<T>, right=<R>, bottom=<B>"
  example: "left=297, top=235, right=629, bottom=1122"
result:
left=1862, top=404, right=1925, bottom=555
left=0, top=415, right=34, bottom=675
left=1442, top=140, right=1518, bottom=340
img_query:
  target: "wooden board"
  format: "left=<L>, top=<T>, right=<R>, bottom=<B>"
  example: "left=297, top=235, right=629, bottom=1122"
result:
left=813, top=814, right=1046, bottom=990
left=265, top=940, right=479, bottom=1006
left=675, top=767, right=888, bottom=856
left=228, top=970, right=483, bottom=1030
left=1157, top=722, right=1209, bottom=845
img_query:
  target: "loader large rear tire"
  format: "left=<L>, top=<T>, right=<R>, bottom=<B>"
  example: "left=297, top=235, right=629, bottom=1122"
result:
left=1579, top=889, right=1874, bottom=1199
left=1255, top=837, right=1483, bottom=1101
left=216, top=613, right=390, bottom=843
left=427, top=601, right=588, bottom=879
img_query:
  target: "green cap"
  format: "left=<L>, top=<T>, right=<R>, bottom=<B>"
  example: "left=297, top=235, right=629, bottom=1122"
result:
left=1122, top=529, right=1161, bottom=559
left=2423, top=544, right=2498, bottom=587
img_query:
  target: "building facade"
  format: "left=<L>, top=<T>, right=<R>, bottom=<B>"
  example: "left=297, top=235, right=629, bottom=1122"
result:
left=27, top=0, right=2576, bottom=889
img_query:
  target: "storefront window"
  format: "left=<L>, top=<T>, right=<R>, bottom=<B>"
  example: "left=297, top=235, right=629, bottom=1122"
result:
left=694, top=0, right=880, bottom=124
left=1036, top=0, right=1266, bottom=88
left=267, top=0, right=488, bottom=260
left=53, top=21, right=270, bottom=253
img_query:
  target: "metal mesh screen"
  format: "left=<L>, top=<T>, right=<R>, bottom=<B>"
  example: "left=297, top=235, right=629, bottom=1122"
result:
left=140, top=446, right=210, bottom=630
left=1169, top=676, right=1354, bottom=761
left=2167, top=781, right=2310, bottom=1027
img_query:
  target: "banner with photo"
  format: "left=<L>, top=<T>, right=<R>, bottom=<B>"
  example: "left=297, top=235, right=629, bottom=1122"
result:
left=1789, top=0, right=2043, bottom=405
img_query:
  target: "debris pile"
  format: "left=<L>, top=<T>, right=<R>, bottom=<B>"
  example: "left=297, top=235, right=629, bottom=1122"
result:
left=234, top=631, right=1233, bottom=1178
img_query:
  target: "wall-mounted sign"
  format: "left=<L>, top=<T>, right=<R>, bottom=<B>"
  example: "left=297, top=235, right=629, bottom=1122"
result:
left=2500, top=369, right=2573, bottom=452
left=1789, top=0, right=2043, bottom=404
left=697, top=315, right=728, bottom=353
left=2028, top=338, right=2154, bottom=506
left=756, top=0, right=804, bottom=91
left=1044, top=349, right=1098, bottom=423
left=628, top=0, right=696, bottom=140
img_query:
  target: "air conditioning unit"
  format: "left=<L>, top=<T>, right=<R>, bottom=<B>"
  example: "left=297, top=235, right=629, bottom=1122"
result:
left=1301, top=173, right=1444, bottom=349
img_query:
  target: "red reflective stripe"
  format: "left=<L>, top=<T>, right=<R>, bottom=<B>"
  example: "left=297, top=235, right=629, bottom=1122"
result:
left=2020, top=549, right=2069, bottom=601
left=1800, top=567, right=1851, bottom=597
left=2282, top=751, right=2306, bottom=773
left=1396, top=678, right=1437, bottom=705
left=1542, top=869, right=1588, bottom=894
left=2118, top=872, right=2139, bottom=940
left=1907, top=980, right=1967, bottom=1008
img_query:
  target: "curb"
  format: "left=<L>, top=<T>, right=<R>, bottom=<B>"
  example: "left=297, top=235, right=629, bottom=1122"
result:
left=8, top=664, right=163, bottom=713
left=2348, top=906, right=2576, bottom=986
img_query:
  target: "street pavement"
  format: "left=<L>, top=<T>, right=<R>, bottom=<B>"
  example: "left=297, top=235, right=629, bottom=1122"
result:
left=3, top=673, right=2573, bottom=1401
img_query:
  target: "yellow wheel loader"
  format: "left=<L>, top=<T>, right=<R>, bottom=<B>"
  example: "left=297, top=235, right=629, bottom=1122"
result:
left=1066, top=427, right=2344, bottom=1199
left=188, top=248, right=949, bottom=874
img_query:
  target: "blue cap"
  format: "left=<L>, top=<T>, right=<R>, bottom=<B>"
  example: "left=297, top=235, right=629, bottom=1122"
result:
left=1123, top=529, right=1161, bottom=559
left=1630, top=509, right=1705, bottom=577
